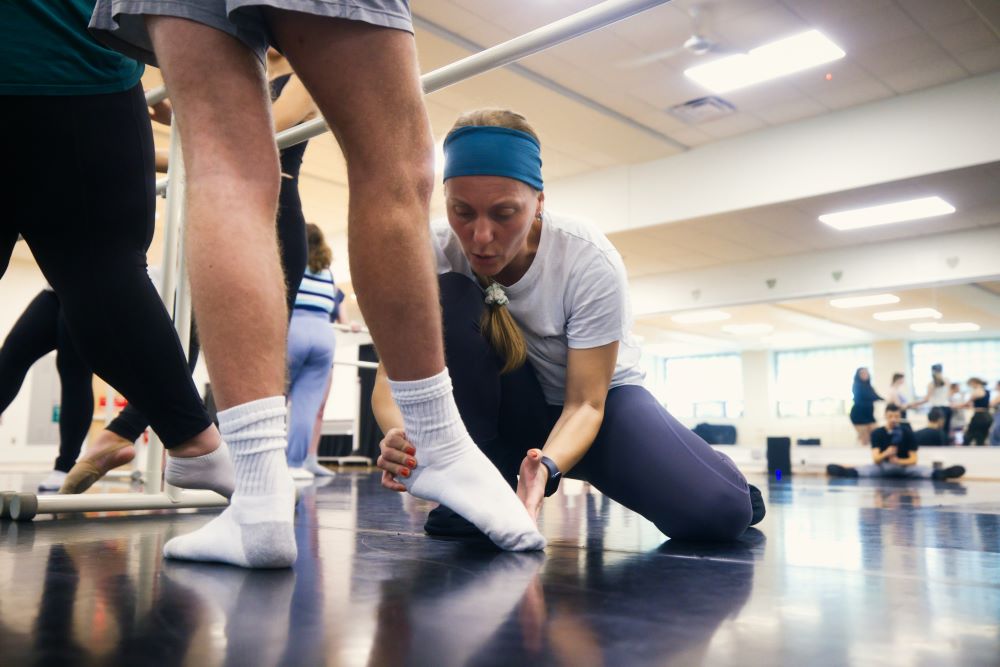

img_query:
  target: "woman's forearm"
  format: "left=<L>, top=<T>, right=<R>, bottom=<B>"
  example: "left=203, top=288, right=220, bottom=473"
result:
left=372, top=367, right=405, bottom=434
left=540, top=402, right=604, bottom=474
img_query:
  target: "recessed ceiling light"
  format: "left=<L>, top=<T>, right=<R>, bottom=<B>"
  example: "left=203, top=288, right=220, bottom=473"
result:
left=829, top=294, right=899, bottom=309
left=761, top=332, right=824, bottom=347
left=873, top=308, right=942, bottom=322
left=671, top=310, right=731, bottom=324
left=684, top=30, right=845, bottom=93
left=722, top=323, right=774, bottom=335
left=819, top=196, right=955, bottom=231
left=910, top=322, right=980, bottom=333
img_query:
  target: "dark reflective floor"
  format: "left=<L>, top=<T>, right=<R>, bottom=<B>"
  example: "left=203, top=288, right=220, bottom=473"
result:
left=1, top=472, right=999, bottom=666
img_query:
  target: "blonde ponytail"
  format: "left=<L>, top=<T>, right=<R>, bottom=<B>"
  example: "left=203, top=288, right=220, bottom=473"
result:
left=478, top=276, right=527, bottom=374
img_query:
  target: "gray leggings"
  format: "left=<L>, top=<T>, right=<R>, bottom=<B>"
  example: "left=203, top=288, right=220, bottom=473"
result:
left=856, top=462, right=933, bottom=478
left=439, top=273, right=752, bottom=541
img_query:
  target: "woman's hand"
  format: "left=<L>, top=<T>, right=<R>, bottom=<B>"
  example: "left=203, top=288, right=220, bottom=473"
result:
left=517, top=449, right=548, bottom=523
left=376, top=427, right=417, bottom=492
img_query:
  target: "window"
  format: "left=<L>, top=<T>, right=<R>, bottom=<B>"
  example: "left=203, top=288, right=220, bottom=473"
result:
left=910, top=340, right=1000, bottom=397
left=646, top=354, right=743, bottom=419
left=775, top=346, right=873, bottom=417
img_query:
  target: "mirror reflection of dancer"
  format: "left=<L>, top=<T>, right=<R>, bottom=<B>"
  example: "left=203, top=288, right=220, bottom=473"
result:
left=925, top=364, right=953, bottom=442
left=849, top=367, right=881, bottom=446
left=828, top=404, right=965, bottom=480
left=955, top=377, right=992, bottom=447
left=375, top=109, right=765, bottom=542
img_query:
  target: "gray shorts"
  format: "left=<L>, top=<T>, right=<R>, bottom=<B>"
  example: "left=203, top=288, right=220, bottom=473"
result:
left=89, top=0, right=412, bottom=66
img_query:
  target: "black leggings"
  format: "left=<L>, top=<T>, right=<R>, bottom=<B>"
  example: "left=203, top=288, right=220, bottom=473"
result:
left=0, top=291, right=93, bottom=472
left=965, top=411, right=992, bottom=447
left=3, top=86, right=211, bottom=448
left=438, top=273, right=752, bottom=541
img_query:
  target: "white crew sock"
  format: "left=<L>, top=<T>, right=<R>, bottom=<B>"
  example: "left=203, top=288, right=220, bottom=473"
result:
left=163, top=396, right=297, bottom=568
left=389, top=369, right=545, bottom=552
left=165, top=440, right=235, bottom=498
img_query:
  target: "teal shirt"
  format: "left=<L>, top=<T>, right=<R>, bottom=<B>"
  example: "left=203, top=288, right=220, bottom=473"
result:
left=0, top=0, right=143, bottom=95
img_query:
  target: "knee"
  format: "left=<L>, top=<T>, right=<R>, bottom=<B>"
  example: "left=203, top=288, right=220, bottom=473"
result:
left=658, top=484, right=751, bottom=542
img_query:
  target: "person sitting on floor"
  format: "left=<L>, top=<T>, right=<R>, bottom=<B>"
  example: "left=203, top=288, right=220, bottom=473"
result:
left=913, top=407, right=948, bottom=447
left=827, top=404, right=964, bottom=480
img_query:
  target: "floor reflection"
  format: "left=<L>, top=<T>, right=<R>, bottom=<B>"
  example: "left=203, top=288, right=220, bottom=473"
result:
left=0, top=472, right=998, bottom=666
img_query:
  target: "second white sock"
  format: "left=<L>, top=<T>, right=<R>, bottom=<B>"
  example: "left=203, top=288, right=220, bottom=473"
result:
left=163, top=396, right=297, bottom=568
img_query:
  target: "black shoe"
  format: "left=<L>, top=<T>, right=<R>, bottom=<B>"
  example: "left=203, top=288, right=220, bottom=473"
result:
left=827, top=464, right=859, bottom=478
left=932, top=465, right=965, bottom=480
left=748, top=484, right=766, bottom=526
left=424, top=505, right=488, bottom=539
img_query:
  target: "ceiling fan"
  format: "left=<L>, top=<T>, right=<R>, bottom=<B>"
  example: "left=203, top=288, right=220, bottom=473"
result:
left=621, top=4, right=741, bottom=69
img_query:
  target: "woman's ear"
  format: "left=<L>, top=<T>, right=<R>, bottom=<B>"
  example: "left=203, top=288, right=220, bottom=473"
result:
left=535, top=191, right=545, bottom=219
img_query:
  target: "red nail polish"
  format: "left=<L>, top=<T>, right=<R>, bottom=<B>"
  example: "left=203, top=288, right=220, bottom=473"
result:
left=407, top=458, right=417, bottom=468
left=405, top=446, right=416, bottom=455
left=400, top=467, right=410, bottom=477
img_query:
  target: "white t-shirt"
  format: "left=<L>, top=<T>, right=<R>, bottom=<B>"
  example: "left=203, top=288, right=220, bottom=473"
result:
left=432, top=212, right=644, bottom=405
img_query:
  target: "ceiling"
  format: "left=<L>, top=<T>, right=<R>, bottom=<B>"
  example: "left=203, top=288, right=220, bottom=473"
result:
left=608, top=161, right=1000, bottom=277
left=136, top=0, right=1000, bottom=240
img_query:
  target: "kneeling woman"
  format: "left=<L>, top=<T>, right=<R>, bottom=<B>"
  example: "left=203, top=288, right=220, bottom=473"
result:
left=374, top=109, right=763, bottom=542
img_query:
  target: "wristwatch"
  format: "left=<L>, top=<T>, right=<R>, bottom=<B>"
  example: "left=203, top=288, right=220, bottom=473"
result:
left=539, top=455, right=562, bottom=497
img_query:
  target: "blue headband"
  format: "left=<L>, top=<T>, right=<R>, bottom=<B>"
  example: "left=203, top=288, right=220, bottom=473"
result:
left=442, top=125, right=543, bottom=191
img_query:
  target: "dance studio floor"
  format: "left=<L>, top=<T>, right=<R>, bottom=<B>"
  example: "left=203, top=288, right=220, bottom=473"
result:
left=1, top=471, right=998, bottom=666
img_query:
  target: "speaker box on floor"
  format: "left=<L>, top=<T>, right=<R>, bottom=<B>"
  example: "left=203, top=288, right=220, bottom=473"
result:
left=767, top=437, right=792, bottom=476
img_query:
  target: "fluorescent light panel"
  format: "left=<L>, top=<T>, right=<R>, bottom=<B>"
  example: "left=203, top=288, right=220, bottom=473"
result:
left=671, top=310, right=731, bottom=324
left=722, top=323, right=774, bottom=335
left=819, top=196, right=955, bottom=231
left=829, top=293, right=899, bottom=309
left=684, top=30, right=845, bottom=93
left=872, top=308, right=942, bottom=322
left=910, top=322, right=980, bottom=333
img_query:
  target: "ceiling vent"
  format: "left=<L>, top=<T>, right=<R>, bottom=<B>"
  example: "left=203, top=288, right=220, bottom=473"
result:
left=667, top=96, right=736, bottom=124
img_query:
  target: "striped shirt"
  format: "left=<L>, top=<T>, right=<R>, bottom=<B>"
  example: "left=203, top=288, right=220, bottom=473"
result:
left=294, top=269, right=338, bottom=315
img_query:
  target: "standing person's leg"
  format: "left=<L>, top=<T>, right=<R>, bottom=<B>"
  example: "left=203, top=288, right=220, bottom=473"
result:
left=276, top=207, right=308, bottom=316
left=966, top=413, right=990, bottom=447
left=897, top=464, right=934, bottom=479
left=571, top=385, right=752, bottom=541
left=286, top=313, right=334, bottom=470
left=144, top=17, right=295, bottom=567
left=10, top=88, right=230, bottom=499
left=0, top=291, right=59, bottom=415
left=268, top=13, right=543, bottom=551
left=51, top=309, right=94, bottom=475
left=304, top=340, right=336, bottom=477
left=855, top=463, right=887, bottom=477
